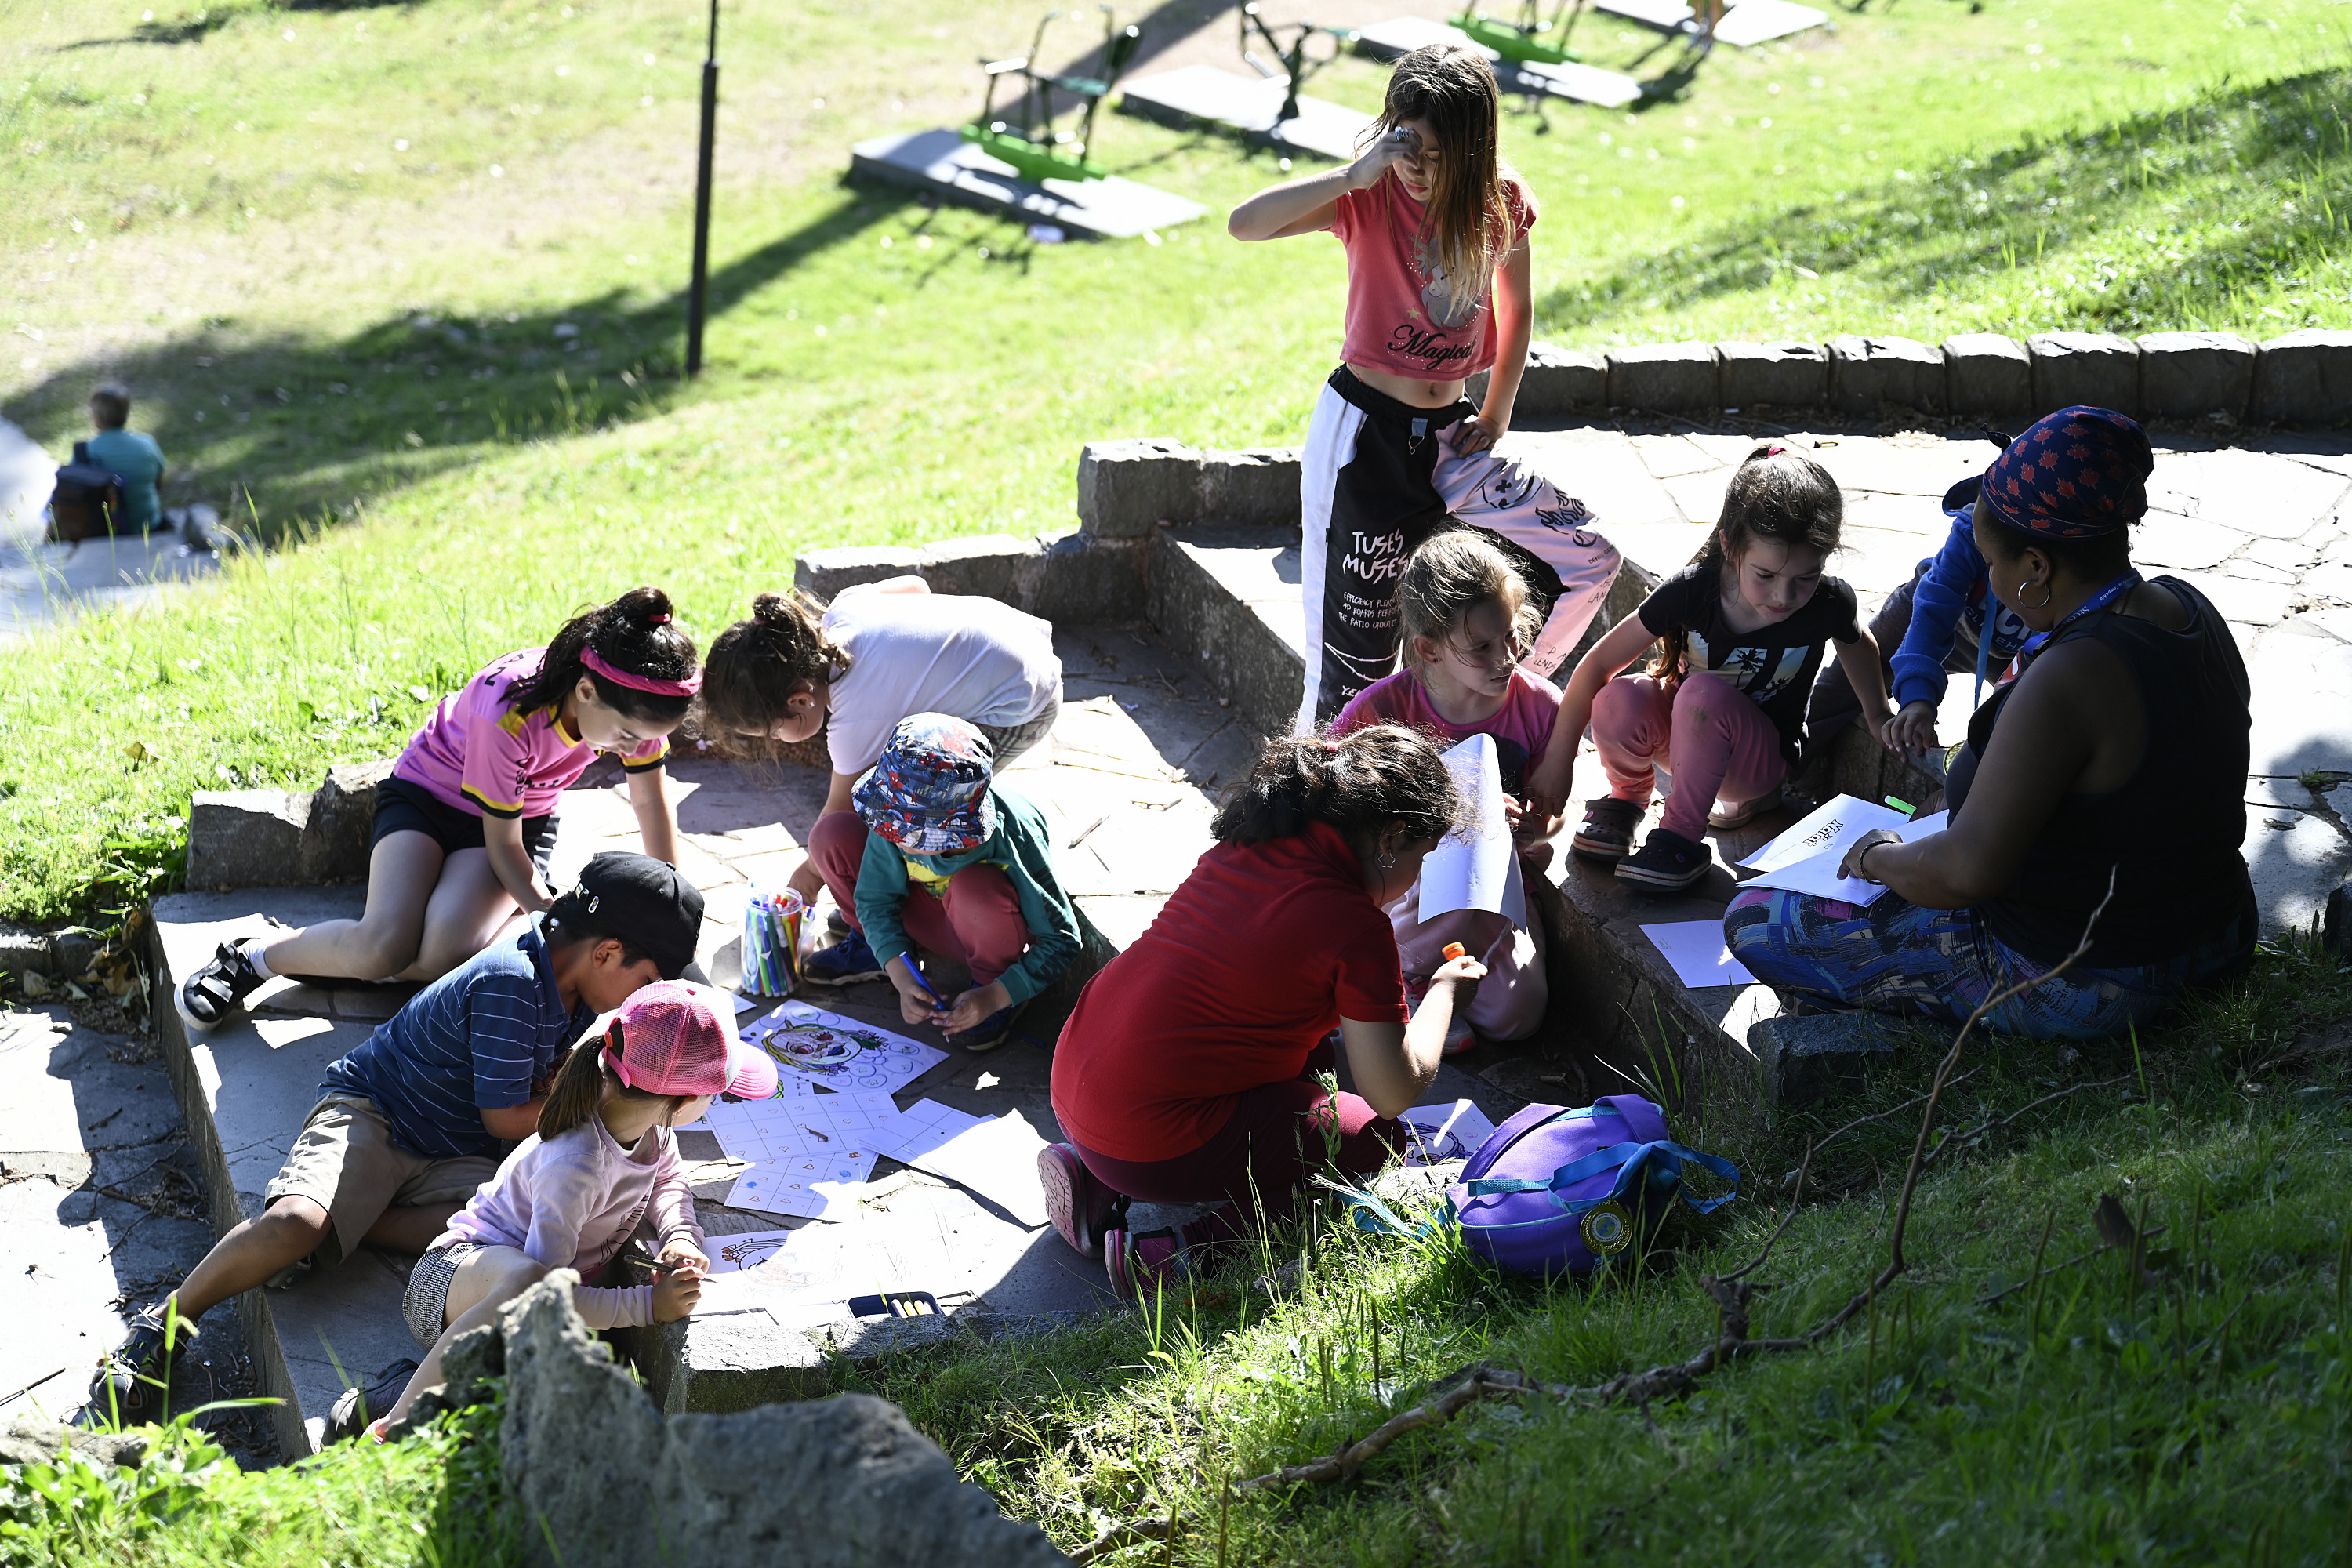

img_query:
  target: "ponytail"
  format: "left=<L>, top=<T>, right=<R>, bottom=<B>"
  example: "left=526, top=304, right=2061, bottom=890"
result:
left=1653, top=444, right=1843, bottom=684
left=1212, top=725, right=1465, bottom=855
left=697, top=590, right=851, bottom=760
left=507, top=586, right=700, bottom=727
left=535, top=1022, right=693, bottom=1142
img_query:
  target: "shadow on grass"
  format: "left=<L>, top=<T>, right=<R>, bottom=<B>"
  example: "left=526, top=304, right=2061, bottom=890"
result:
left=2, top=190, right=925, bottom=543
left=1542, top=64, right=2352, bottom=332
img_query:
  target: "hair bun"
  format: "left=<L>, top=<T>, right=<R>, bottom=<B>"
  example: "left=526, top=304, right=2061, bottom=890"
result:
left=750, top=590, right=791, bottom=625
left=619, top=586, right=675, bottom=627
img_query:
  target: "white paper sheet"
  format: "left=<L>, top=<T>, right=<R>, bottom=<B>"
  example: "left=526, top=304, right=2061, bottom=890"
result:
left=741, top=1000, right=949, bottom=1093
left=871, top=1104, right=1052, bottom=1229
left=864, top=1097, right=990, bottom=1164
left=1639, top=920, right=1758, bottom=988
left=695, top=1223, right=899, bottom=1319
left=1400, top=1098, right=1498, bottom=1166
left=1737, top=793, right=1911, bottom=874
left=706, top=1087, right=902, bottom=1220
left=1740, top=804, right=1953, bottom=906
left=1419, top=733, right=1528, bottom=929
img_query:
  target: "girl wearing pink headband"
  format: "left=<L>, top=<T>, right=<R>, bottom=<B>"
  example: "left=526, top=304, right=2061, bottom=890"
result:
left=176, top=588, right=702, bottom=1026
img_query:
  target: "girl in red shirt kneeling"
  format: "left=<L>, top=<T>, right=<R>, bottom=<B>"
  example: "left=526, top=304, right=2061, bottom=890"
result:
left=1041, top=727, right=1485, bottom=1298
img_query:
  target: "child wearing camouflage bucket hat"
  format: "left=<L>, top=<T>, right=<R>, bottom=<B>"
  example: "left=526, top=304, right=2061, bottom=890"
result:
left=811, top=713, right=1080, bottom=1051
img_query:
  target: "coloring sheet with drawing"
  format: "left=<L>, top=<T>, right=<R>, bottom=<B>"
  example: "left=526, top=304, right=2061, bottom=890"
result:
left=1639, top=920, right=1758, bottom=987
left=1739, top=800, right=1947, bottom=906
left=1419, top=733, right=1528, bottom=928
left=1737, top=793, right=1910, bottom=874
left=1401, top=1098, right=1499, bottom=1166
left=712, top=1087, right=901, bottom=1221
left=695, top=1223, right=901, bottom=1320
left=741, top=1000, right=949, bottom=1093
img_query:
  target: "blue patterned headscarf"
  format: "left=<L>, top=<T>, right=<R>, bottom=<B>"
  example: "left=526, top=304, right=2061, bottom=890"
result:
left=1979, top=405, right=2152, bottom=540
left=854, top=713, right=998, bottom=857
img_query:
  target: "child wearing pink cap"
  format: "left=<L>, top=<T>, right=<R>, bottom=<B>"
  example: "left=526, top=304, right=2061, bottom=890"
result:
left=334, top=981, right=775, bottom=1442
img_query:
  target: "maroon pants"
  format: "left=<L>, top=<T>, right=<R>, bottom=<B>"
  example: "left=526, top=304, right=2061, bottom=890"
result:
left=1070, top=1045, right=1405, bottom=1255
left=808, top=810, right=1028, bottom=987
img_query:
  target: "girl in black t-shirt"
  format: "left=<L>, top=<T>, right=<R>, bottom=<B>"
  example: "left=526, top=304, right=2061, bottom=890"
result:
left=1525, top=445, right=1896, bottom=892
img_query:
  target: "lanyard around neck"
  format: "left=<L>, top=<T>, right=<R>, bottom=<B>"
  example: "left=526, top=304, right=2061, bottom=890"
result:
left=2001, top=570, right=2141, bottom=684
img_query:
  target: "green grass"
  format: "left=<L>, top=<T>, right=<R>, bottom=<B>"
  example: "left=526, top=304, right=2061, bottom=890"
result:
left=0, top=0, right=2347, bottom=916
left=845, top=936, right=2352, bottom=1564
left=0, top=1397, right=510, bottom=1567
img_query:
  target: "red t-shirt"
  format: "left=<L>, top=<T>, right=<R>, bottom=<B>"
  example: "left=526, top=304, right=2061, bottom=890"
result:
left=1050, top=822, right=1409, bottom=1163
left=1329, top=172, right=1537, bottom=381
left=1330, top=666, right=1561, bottom=798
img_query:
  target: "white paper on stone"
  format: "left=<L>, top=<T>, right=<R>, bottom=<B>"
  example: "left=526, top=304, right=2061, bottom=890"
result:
left=865, top=1097, right=990, bottom=1163
left=871, top=1103, right=1053, bottom=1229
left=740, top=999, right=949, bottom=1093
left=1419, top=733, right=1528, bottom=929
left=1737, top=793, right=1911, bottom=873
left=1639, top=920, right=1758, bottom=988
left=707, top=1087, right=900, bottom=1220
left=1400, top=1098, right=1499, bottom=1166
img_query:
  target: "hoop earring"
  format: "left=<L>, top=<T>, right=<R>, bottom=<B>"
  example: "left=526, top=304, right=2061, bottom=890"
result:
left=2019, top=579, right=2053, bottom=611
left=1377, top=851, right=1396, bottom=870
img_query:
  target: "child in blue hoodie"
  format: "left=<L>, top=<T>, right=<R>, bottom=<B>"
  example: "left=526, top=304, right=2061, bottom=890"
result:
left=1805, top=472, right=2033, bottom=757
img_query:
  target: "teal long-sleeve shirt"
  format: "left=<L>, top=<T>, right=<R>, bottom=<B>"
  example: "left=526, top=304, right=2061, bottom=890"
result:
left=852, top=787, right=1079, bottom=1007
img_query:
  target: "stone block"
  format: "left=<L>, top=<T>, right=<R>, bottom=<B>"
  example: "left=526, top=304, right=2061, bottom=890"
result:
left=795, top=545, right=928, bottom=603
left=299, top=759, right=396, bottom=884
left=1828, top=335, right=1945, bottom=414
left=1199, top=445, right=1302, bottom=528
left=2027, top=331, right=2140, bottom=416
left=918, top=532, right=1039, bottom=602
left=1606, top=342, right=1719, bottom=412
left=1715, top=340, right=1828, bottom=410
left=2328, top=880, right=2352, bottom=961
left=613, top=1311, right=834, bottom=1417
left=1077, top=437, right=1203, bottom=539
left=0, top=1417, right=149, bottom=1470
left=187, top=789, right=309, bottom=891
left=2252, top=330, right=2352, bottom=427
left=1941, top=333, right=2031, bottom=414
left=1025, top=532, right=1150, bottom=625
left=1752, top=1013, right=1904, bottom=1108
left=1469, top=343, right=1608, bottom=419
left=2136, top=332, right=2256, bottom=423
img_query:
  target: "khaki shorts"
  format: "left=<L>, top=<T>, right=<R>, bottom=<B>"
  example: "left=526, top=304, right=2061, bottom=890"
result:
left=263, top=1096, right=499, bottom=1270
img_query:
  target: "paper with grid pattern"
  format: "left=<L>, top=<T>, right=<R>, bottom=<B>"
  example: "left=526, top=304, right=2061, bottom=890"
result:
left=713, top=1087, right=902, bottom=1221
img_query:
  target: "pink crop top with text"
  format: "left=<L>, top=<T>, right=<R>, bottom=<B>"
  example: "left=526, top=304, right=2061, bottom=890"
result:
left=1329, top=172, right=1537, bottom=381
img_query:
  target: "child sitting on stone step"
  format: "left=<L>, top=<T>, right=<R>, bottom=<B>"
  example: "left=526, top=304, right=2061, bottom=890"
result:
left=818, top=713, right=1078, bottom=1052
left=176, top=587, right=699, bottom=1029
left=334, top=981, right=773, bottom=1443
left=1329, top=529, right=1556, bottom=1047
left=697, top=579, right=1062, bottom=985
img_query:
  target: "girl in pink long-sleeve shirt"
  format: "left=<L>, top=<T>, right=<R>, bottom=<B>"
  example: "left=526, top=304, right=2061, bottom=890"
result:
left=345, top=982, right=777, bottom=1443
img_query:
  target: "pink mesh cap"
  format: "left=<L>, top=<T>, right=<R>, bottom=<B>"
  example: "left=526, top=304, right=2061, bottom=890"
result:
left=604, top=982, right=778, bottom=1100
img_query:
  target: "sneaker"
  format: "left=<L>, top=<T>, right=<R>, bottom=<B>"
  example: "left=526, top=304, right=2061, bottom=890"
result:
left=176, top=941, right=267, bottom=1033
left=824, top=908, right=852, bottom=939
left=1707, top=784, right=1783, bottom=833
left=1404, top=975, right=1475, bottom=1055
left=1103, top=1226, right=1192, bottom=1301
left=800, top=930, right=885, bottom=987
left=89, top=1308, right=196, bottom=1425
left=1037, top=1143, right=1122, bottom=1257
left=325, top=1358, right=419, bottom=1444
left=948, top=1004, right=1018, bottom=1052
left=1615, top=827, right=1713, bottom=893
left=1571, top=798, right=1643, bottom=863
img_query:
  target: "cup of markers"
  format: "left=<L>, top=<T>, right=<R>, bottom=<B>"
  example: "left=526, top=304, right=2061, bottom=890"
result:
left=741, top=887, right=806, bottom=997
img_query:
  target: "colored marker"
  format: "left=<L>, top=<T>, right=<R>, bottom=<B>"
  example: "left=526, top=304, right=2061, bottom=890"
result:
left=902, top=960, right=949, bottom=1010
left=1885, top=794, right=1915, bottom=815
left=1442, top=942, right=1468, bottom=961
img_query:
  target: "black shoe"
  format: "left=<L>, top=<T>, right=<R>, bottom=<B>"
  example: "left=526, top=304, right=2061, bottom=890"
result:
left=1615, top=827, right=1713, bottom=893
left=325, top=1358, right=419, bottom=1444
left=1572, top=797, right=1643, bottom=863
left=91, top=1308, right=197, bottom=1425
left=176, top=942, right=267, bottom=1033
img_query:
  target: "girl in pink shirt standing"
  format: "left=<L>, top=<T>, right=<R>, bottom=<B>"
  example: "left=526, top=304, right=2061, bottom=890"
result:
left=331, top=982, right=776, bottom=1442
left=1229, top=44, right=1620, bottom=730
left=177, top=587, right=700, bottom=1030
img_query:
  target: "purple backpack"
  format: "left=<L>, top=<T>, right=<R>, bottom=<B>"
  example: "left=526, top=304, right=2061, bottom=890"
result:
left=1445, top=1096, right=1740, bottom=1279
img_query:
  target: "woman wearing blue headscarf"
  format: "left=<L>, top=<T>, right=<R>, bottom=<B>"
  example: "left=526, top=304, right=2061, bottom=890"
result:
left=1725, top=407, right=2256, bottom=1040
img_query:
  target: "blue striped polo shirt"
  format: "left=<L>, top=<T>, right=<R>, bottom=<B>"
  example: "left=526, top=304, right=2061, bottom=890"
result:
left=320, top=920, right=597, bottom=1159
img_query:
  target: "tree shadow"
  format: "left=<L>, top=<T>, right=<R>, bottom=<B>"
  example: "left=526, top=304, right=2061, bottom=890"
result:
left=1539, top=65, right=2352, bottom=332
left=2, top=191, right=920, bottom=543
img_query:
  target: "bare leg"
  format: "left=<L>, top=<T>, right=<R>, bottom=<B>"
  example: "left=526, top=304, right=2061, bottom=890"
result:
left=361, top=1203, right=464, bottom=1253
left=385, top=1246, right=546, bottom=1426
left=165, top=1196, right=332, bottom=1323
left=264, top=833, right=445, bottom=982
left=400, top=848, right=519, bottom=982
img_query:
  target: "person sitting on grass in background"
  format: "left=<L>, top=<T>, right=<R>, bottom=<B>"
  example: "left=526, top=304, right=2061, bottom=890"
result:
left=1330, top=529, right=1557, bottom=1049
left=814, top=714, right=1079, bottom=1052
left=176, top=588, right=698, bottom=1029
left=1527, top=445, right=1896, bottom=895
left=93, top=853, right=702, bottom=1425
left=82, top=381, right=167, bottom=535
left=1040, top=727, right=1484, bottom=1300
left=1802, top=465, right=2033, bottom=761
left=335, top=981, right=773, bottom=1443
left=697, top=579, right=1062, bottom=984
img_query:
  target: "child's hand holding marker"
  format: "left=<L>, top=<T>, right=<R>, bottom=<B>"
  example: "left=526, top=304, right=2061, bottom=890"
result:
left=648, top=1254, right=706, bottom=1322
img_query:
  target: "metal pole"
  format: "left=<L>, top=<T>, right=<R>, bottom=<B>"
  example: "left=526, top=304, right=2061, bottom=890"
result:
left=685, top=0, right=720, bottom=378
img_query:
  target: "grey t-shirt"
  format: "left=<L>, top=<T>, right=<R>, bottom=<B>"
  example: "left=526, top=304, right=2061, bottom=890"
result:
left=820, top=587, right=1062, bottom=776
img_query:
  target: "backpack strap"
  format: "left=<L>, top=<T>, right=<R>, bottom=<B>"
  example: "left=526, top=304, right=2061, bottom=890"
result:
left=1457, top=1102, right=1571, bottom=1184
left=1651, top=1141, right=1741, bottom=1214
left=1591, top=1094, right=1669, bottom=1143
left=1461, top=1139, right=1645, bottom=1200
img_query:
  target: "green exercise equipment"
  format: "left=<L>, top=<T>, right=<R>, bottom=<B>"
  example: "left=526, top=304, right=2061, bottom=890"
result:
left=1450, top=0, right=1590, bottom=65
left=1237, top=4, right=1359, bottom=129
left=960, top=6, right=1143, bottom=185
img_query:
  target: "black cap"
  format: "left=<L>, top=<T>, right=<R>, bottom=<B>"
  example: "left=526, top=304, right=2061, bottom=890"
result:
left=559, top=851, right=705, bottom=979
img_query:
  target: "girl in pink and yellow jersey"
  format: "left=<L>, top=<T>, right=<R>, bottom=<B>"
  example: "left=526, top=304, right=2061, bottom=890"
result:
left=176, top=587, right=702, bottom=1029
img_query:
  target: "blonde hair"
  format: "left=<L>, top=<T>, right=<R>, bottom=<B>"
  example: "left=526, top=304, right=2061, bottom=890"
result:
left=1399, top=530, right=1538, bottom=673
left=1370, top=45, right=1513, bottom=321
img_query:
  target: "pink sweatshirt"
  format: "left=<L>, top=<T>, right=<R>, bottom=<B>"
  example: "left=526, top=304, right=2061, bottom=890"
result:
left=434, top=1114, right=702, bottom=1329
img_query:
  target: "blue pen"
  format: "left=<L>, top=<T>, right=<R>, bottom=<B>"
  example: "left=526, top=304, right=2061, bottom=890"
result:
left=902, top=959, right=949, bottom=1012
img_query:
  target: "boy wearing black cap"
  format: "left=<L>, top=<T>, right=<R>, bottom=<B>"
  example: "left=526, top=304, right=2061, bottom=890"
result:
left=91, top=851, right=703, bottom=1422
